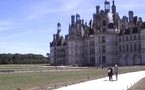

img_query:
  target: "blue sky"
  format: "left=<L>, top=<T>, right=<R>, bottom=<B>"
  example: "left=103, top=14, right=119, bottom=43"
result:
left=0, top=0, right=145, bottom=56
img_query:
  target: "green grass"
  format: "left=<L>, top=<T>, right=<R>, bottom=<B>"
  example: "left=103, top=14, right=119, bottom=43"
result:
left=0, top=65, right=144, bottom=90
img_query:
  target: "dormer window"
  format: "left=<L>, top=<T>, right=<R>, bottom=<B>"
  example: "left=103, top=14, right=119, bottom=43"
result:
left=138, top=27, right=141, bottom=33
left=102, top=20, right=106, bottom=26
left=103, top=28, right=106, bottom=32
left=129, top=29, right=133, bottom=34
left=122, top=25, right=124, bottom=29
left=122, top=30, right=125, bottom=35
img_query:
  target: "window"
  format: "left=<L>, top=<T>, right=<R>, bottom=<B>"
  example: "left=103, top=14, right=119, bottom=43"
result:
left=122, top=30, right=125, bottom=35
left=122, top=25, right=124, bottom=29
left=102, top=20, right=106, bottom=26
left=123, top=37, right=124, bottom=42
left=85, top=50, right=86, bottom=55
left=103, top=28, right=106, bottom=32
left=138, top=35, right=140, bottom=39
left=134, top=35, right=136, bottom=40
left=99, top=56, right=101, bottom=63
left=102, top=56, right=106, bottom=64
left=102, top=36, right=105, bottom=43
left=134, top=44, right=137, bottom=51
left=130, top=44, right=132, bottom=51
left=102, top=46, right=105, bottom=53
left=123, top=45, right=125, bottom=52
left=119, top=38, right=121, bottom=42
left=92, top=49, right=94, bottom=54
left=99, top=37, right=100, bottom=43
left=138, top=27, right=141, bottom=33
left=83, top=52, right=84, bottom=55
left=126, top=36, right=128, bottom=41
left=130, top=29, right=133, bottom=34
left=90, top=49, right=91, bottom=54
left=138, top=43, right=141, bottom=50
left=99, top=46, right=100, bottom=53
left=130, top=36, right=132, bottom=40
left=119, top=45, right=121, bottom=52
left=126, top=45, right=128, bottom=52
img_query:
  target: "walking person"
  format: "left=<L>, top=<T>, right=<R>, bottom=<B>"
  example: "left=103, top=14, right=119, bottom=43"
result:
left=108, top=66, right=113, bottom=81
left=114, top=64, right=119, bottom=81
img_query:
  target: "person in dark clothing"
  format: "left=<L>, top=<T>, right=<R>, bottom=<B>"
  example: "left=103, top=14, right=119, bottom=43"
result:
left=108, top=66, right=113, bottom=81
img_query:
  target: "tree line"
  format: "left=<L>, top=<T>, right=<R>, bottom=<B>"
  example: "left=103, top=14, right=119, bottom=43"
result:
left=0, top=53, right=50, bottom=64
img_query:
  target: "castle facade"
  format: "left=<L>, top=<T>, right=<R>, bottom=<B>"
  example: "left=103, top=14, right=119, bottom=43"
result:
left=50, top=0, right=145, bottom=66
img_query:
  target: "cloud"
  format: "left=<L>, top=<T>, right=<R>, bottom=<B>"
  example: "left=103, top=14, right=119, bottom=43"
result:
left=0, top=31, right=32, bottom=40
left=0, top=21, right=16, bottom=26
left=24, top=0, right=86, bottom=20
left=39, top=29, right=55, bottom=33
left=0, top=21, right=18, bottom=31
left=118, top=3, right=145, bottom=10
left=114, top=0, right=145, bottom=10
left=0, top=26, right=17, bottom=32
left=59, top=0, right=84, bottom=11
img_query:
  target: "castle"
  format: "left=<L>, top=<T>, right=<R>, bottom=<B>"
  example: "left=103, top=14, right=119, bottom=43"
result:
left=50, top=0, right=145, bottom=66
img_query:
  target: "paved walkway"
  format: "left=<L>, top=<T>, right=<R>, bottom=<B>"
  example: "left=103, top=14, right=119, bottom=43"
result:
left=54, top=71, right=145, bottom=90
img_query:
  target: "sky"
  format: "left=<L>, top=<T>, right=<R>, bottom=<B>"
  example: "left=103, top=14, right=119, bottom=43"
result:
left=0, top=0, right=145, bottom=56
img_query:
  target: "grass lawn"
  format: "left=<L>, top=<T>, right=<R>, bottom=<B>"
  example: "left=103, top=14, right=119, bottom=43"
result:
left=0, top=65, right=144, bottom=90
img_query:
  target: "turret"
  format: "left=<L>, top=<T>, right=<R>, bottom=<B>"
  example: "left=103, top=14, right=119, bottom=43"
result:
left=68, top=24, right=71, bottom=34
left=128, top=11, right=134, bottom=28
left=57, top=22, right=61, bottom=31
left=111, top=0, right=116, bottom=28
left=122, top=16, right=128, bottom=29
left=76, top=13, right=80, bottom=22
left=96, top=6, right=100, bottom=15
left=82, top=19, right=84, bottom=25
left=71, top=15, right=75, bottom=25
left=111, top=0, right=116, bottom=13
left=104, top=0, right=110, bottom=14
left=56, top=23, right=62, bottom=39
left=128, top=11, right=134, bottom=23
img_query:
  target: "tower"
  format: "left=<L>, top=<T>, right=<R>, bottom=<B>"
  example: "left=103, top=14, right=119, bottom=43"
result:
left=57, top=22, right=61, bottom=31
left=111, top=0, right=116, bottom=13
left=111, top=0, right=116, bottom=28
left=129, top=11, right=134, bottom=23
left=128, top=11, right=134, bottom=28
left=71, top=15, right=75, bottom=25
left=76, top=13, right=80, bottom=22
left=104, top=0, right=110, bottom=13
left=96, top=6, right=100, bottom=15
left=56, top=23, right=61, bottom=40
